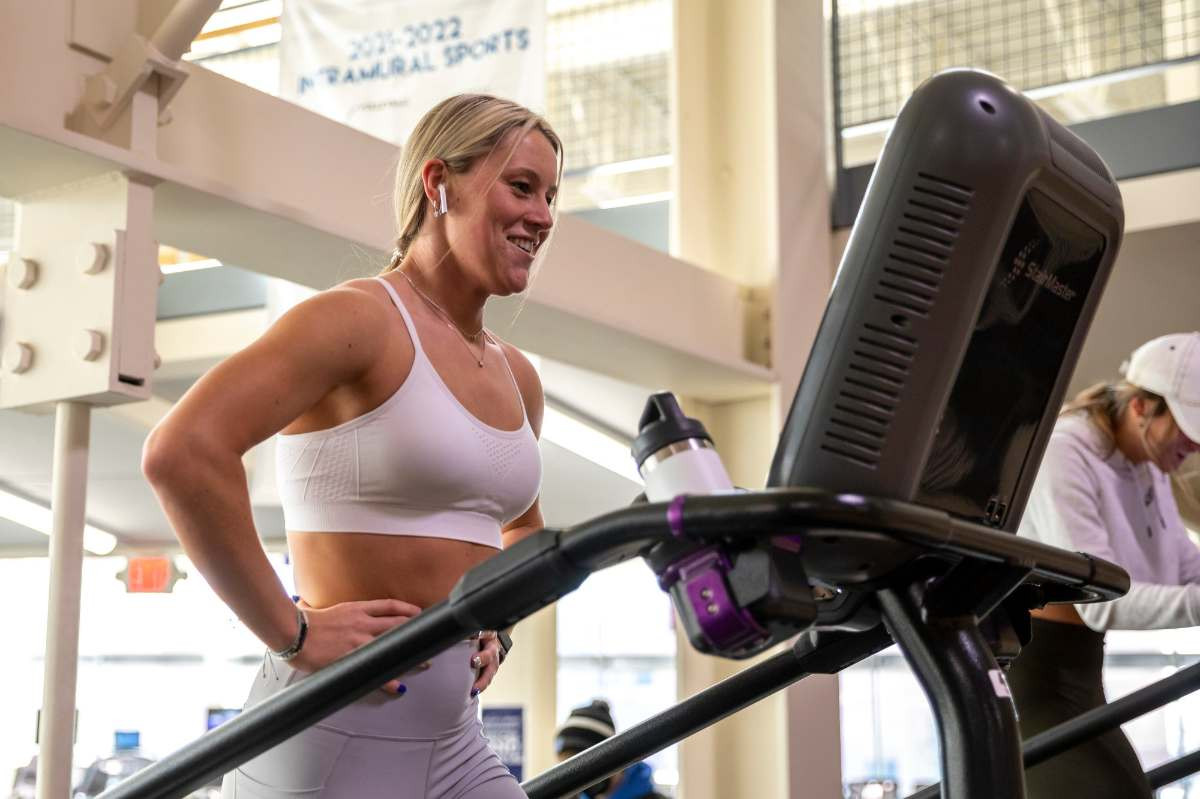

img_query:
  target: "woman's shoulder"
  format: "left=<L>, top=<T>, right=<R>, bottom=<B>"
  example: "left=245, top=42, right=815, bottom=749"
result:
left=264, top=278, right=399, bottom=362
left=1034, top=413, right=1117, bottom=489
left=493, top=338, right=538, bottom=379
left=330, top=275, right=397, bottom=308
left=1051, top=412, right=1110, bottom=458
left=303, top=277, right=398, bottom=328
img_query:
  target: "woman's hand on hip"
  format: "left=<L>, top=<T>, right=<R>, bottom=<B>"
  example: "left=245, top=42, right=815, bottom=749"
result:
left=290, top=598, right=429, bottom=693
left=471, top=630, right=505, bottom=697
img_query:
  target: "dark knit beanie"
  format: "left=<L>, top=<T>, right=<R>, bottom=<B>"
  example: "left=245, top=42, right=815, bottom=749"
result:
left=554, top=699, right=616, bottom=754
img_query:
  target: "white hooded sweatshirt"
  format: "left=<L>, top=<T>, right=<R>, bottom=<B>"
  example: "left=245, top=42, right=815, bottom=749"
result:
left=1019, top=412, right=1200, bottom=631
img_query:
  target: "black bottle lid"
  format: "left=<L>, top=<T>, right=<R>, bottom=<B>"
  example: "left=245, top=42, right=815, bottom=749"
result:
left=631, top=391, right=713, bottom=468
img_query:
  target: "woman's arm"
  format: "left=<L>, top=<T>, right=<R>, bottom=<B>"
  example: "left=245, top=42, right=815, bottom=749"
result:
left=1030, top=435, right=1200, bottom=630
left=1081, top=476, right=1200, bottom=630
left=1077, top=582, right=1200, bottom=630
left=143, top=284, right=419, bottom=676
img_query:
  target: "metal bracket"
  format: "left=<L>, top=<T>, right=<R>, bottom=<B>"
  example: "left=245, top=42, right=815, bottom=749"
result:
left=77, top=34, right=190, bottom=130
left=0, top=172, right=160, bottom=411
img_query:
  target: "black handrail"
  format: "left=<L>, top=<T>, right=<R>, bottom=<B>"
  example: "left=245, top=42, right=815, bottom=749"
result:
left=1023, top=661, right=1200, bottom=768
left=907, top=660, right=1200, bottom=798
left=522, top=626, right=893, bottom=799
left=1147, top=748, right=1200, bottom=790
left=98, top=491, right=1128, bottom=799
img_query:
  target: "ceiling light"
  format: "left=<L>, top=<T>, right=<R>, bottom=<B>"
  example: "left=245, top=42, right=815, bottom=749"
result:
left=161, top=258, right=223, bottom=275
left=0, top=487, right=118, bottom=555
left=510, top=351, right=642, bottom=484
left=567, top=154, right=673, bottom=180
left=596, top=191, right=673, bottom=210
left=542, top=406, right=642, bottom=484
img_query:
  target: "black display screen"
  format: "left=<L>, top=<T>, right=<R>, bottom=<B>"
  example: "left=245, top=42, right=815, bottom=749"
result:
left=916, top=189, right=1106, bottom=528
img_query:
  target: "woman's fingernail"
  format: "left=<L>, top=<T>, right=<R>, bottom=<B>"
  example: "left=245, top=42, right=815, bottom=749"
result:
left=470, top=688, right=479, bottom=697
left=290, top=595, right=300, bottom=602
left=396, top=684, right=407, bottom=695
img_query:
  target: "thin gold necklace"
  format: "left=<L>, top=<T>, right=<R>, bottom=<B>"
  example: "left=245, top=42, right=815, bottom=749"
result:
left=397, top=268, right=490, bottom=368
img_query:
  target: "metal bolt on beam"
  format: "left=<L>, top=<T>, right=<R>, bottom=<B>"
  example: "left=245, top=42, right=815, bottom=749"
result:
left=3, top=342, right=34, bottom=374
left=78, top=242, right=110, bottom=275
left=74, top=330, right=104, bottom=362
left=8, top=258, right=39, bottom=289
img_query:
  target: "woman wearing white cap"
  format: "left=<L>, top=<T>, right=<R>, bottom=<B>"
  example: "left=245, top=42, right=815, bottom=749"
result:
left=1008, top=332, right=1200, bottom=799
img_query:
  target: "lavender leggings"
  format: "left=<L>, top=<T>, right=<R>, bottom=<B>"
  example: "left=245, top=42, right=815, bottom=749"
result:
left=221, top=640, right=525, bottom=798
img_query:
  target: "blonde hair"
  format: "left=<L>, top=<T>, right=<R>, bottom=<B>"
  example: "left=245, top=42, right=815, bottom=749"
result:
left=382, top=94, right=563, bottom=272
left=1060, top=380, right=1168, bottom=454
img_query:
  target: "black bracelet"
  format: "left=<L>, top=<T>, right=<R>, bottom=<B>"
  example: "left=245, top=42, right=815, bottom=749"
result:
left=271, top=605, right=308, bottom=662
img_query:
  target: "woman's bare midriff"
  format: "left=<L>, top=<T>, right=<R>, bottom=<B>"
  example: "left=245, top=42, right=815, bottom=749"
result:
left=288, top=531, right=500, bottom=610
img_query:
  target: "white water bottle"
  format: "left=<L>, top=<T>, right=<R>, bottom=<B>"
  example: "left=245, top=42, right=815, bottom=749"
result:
left=632, top=392, right=734, bottom=502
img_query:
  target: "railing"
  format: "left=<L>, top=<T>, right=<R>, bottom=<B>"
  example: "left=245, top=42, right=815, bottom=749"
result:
left=522, top=630, right=1200, bottom=799
left=94, top=486, right=1200, bottom=797
left=906, top=660, right=1200, bottom=798
left=828, top=0, right=1200, bottom=226
left=100, top=490, right=1128, bottom=799
left=522, top=626, right=895, bottom=799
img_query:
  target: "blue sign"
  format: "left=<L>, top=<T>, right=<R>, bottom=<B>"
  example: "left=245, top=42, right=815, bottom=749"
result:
left=206, top=707, right=240, bottom=731
left=482, top=706, right=524, bottom=781
left=113, top=730, right=140, bottom=752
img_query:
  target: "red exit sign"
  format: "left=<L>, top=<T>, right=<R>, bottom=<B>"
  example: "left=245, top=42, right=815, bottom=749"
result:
left=118, top=556, right=186, bottom=593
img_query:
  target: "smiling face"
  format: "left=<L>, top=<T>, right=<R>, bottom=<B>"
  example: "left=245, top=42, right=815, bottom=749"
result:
left=442, top=128, right=559, bottom=296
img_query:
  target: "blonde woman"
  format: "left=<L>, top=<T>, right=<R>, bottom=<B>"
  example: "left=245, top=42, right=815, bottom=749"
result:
left=143, top=94, right=562, bottom=798
left=1009, top=333, right=1200, bottom=799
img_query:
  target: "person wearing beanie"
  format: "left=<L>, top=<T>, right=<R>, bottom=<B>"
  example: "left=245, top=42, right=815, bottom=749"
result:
left=1009, top=332, right=1200, bottom=799
left=553, top=700, right=669, bottom=799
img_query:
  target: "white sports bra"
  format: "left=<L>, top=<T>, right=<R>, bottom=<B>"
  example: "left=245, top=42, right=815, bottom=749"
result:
left=273, top=277, right=542, bottom=548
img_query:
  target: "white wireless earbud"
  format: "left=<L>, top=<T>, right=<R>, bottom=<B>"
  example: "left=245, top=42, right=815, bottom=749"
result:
left=434, top=183, right=447, bottom=217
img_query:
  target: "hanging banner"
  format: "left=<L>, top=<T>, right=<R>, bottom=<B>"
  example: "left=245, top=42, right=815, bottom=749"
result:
left=279, top=0, right=546, bottom=144
left=481, top=705, right=525, bottom=781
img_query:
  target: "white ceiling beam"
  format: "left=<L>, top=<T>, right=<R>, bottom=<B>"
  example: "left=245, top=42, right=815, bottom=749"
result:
left=153, top=308, right=270, bottom=381
left=0, top=3, right=773, bottom=402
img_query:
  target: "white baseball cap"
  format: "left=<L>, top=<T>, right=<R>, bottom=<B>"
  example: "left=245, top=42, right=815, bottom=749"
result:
left=1121, top=332, right=1200, bottom=444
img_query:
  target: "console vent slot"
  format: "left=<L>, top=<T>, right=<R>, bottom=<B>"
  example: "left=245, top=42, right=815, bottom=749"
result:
left=822, top=388, right=893, bottom=469
left=875, top=172, right=973, bottom=318
left=821, top=332, right=912, bottom=469
left=820, top=169, right=969, bottom=467
left=823, top=172, right=972, bottom=471
left=911, top=171, right=973, bottom=210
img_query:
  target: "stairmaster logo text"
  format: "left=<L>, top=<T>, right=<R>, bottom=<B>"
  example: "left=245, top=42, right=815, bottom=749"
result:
left=999, top=239, right=1078, bottom=302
